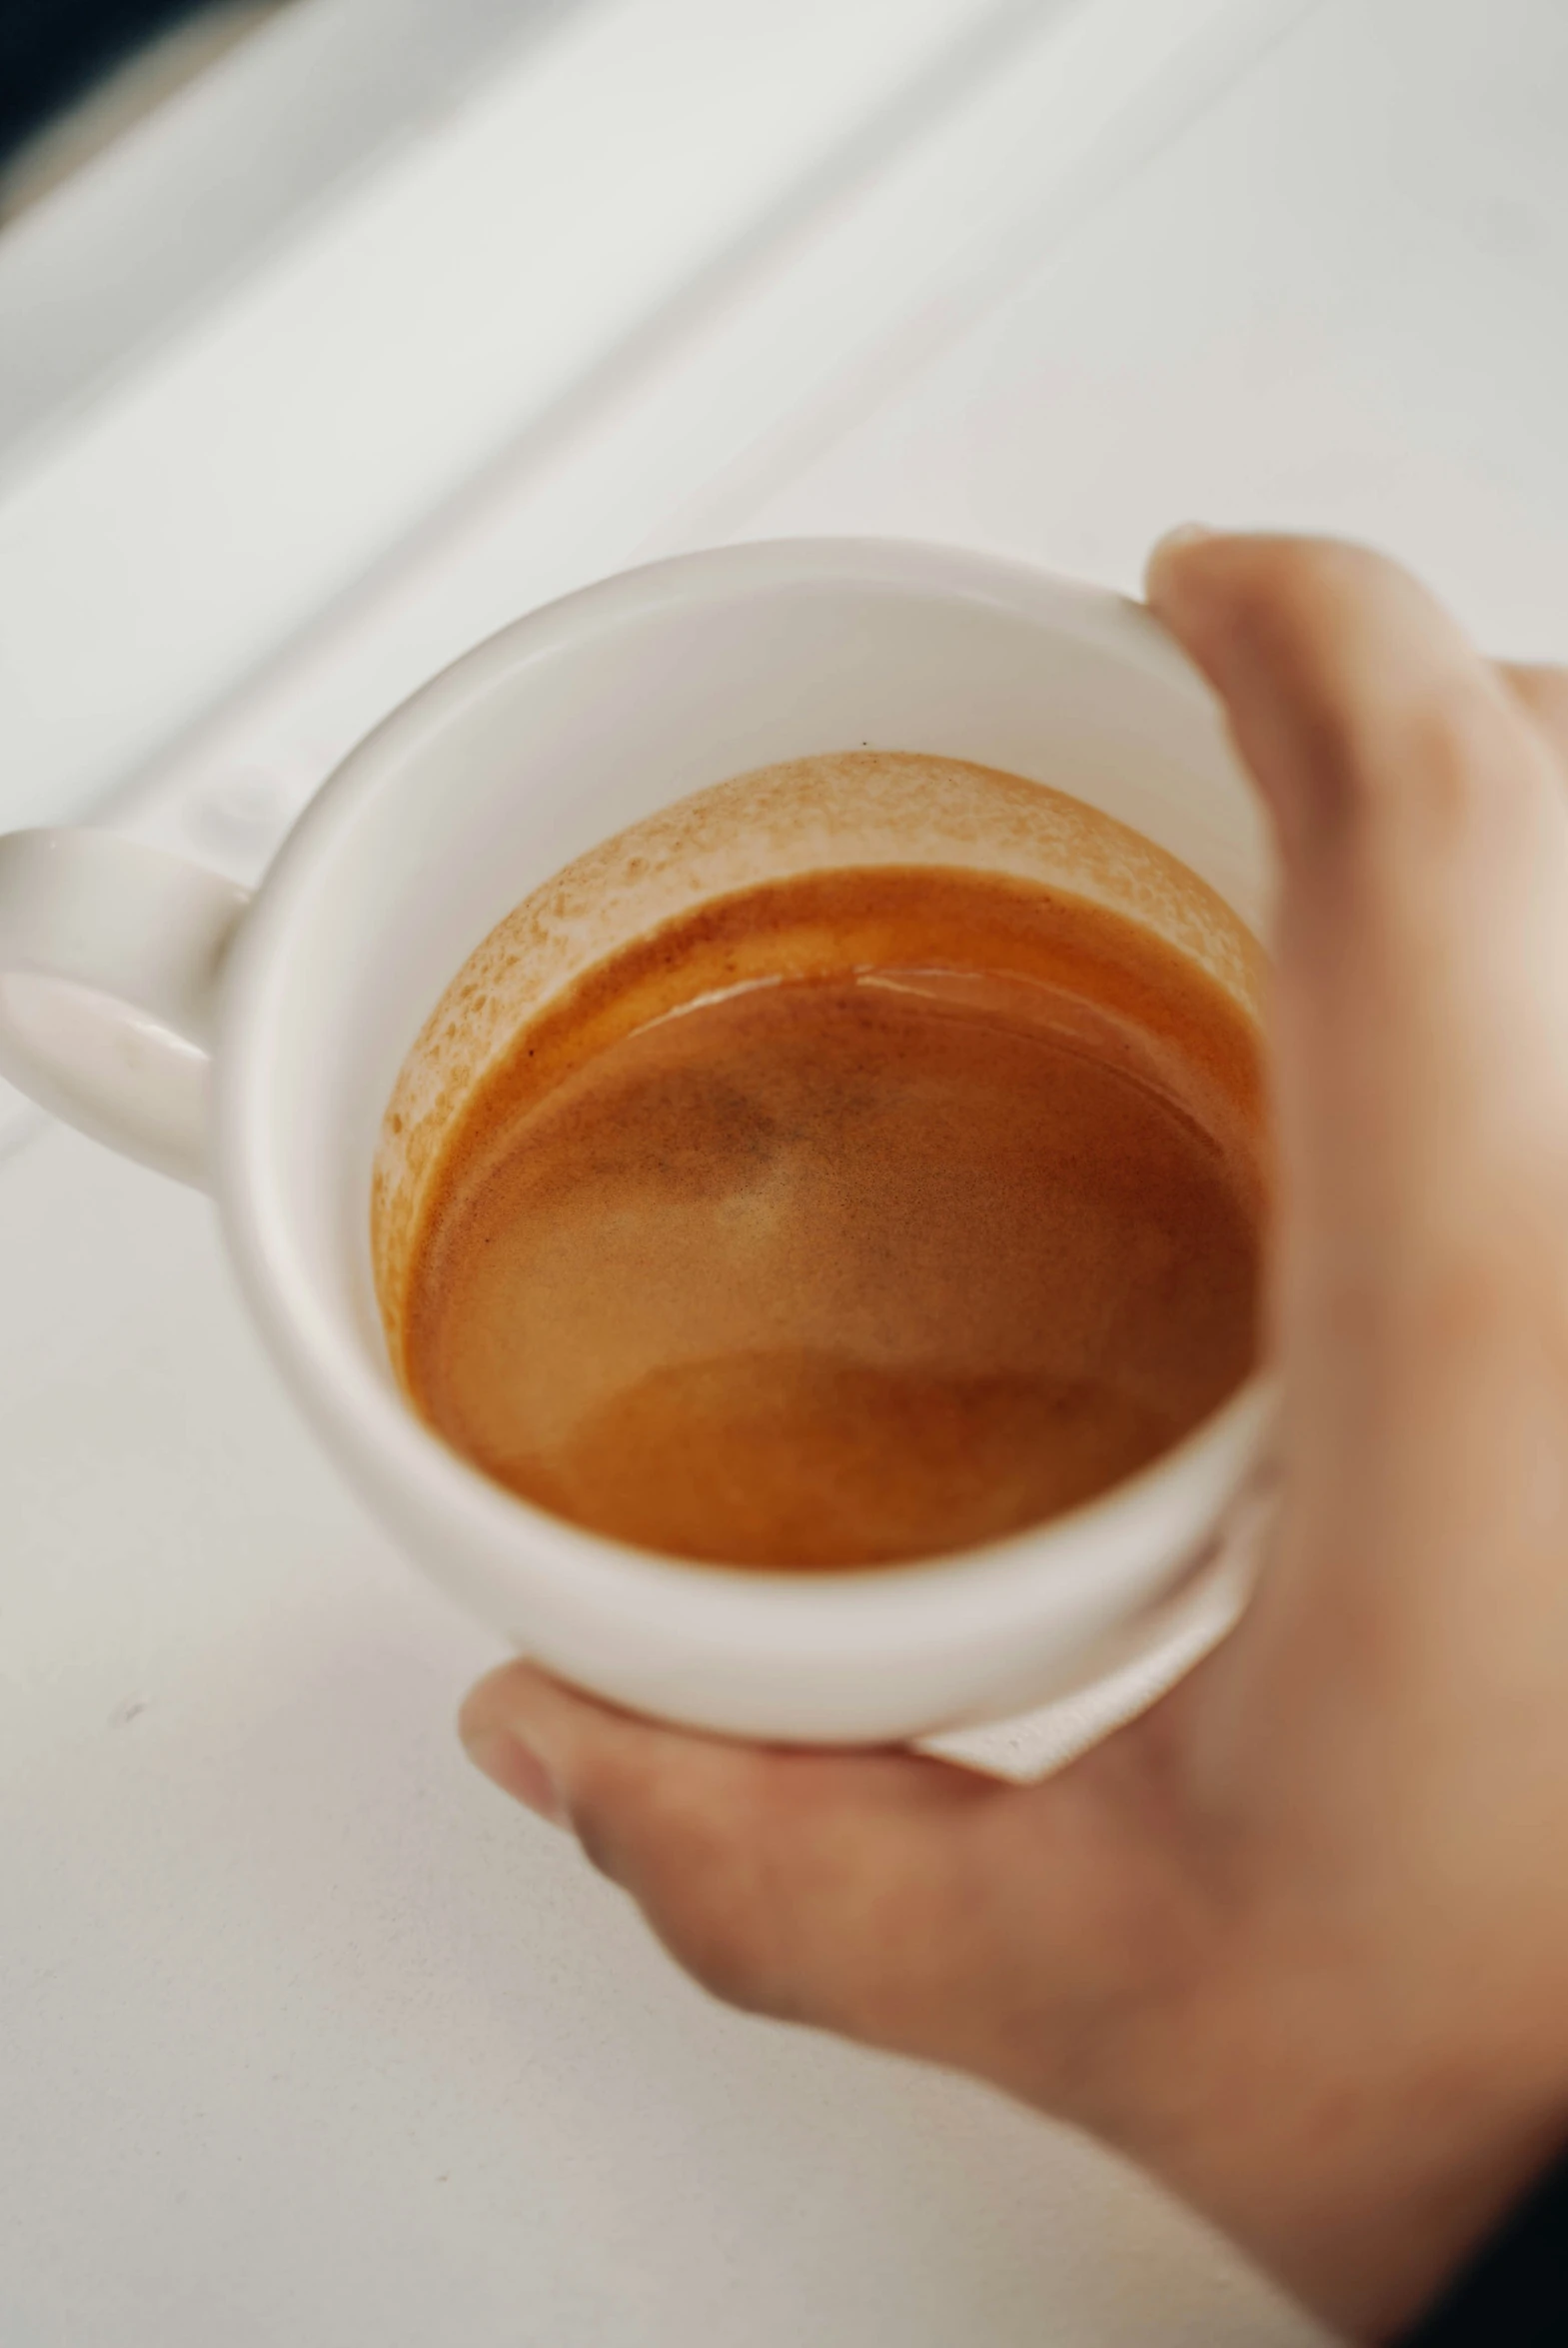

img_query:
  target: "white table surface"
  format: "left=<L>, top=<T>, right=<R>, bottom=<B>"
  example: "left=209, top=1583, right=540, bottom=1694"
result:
left=5, top=0, right=1566, bottom=2339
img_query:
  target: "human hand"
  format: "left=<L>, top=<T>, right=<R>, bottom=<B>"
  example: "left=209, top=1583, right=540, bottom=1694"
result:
left=460, top=535, right=1568, bottom=2342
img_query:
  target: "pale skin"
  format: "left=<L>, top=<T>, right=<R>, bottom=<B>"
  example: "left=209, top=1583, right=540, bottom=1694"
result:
left=459, top=533, right=1568, bottom=2342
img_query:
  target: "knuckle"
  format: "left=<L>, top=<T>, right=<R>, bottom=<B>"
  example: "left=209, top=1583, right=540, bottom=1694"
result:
left=656, top=1897, right=778, bottom=2016
left=1319, top=686, right=1498, bottom=871
left=566, top=1754, right=786, bottom=2014
left=567, top=1746, right=973, bottom=2043
left=1225, top=536, right=1384, bottom=660
left=1240, top=548, right=1518, bottom=860
left=561, top=1745, right=674, bottom=1885
left=649, top=1781, right=826, bottom=2019
left=1378, top=682, right=1512, bottom=848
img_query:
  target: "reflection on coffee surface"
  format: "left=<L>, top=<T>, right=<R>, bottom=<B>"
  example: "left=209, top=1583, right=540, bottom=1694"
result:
left=388, top=858, right=1264, bottom=1569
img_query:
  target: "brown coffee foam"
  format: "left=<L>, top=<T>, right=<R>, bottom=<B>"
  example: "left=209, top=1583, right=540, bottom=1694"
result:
left=373, top=752, right=1264, bottom=1343
left=381, top=855, right=1264, bottom=1570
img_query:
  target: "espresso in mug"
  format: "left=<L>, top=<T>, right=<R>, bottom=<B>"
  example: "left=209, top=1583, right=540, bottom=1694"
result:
left=382, top=769, right=1264, bottom=1571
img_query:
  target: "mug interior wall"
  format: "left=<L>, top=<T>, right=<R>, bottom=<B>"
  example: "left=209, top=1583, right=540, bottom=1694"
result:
left=248, top=570, right=1267, bottom=1393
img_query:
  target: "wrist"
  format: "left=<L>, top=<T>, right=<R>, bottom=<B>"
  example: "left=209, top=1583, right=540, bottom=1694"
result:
left=1181, top=2098, right=1566, bottom=2340
left=1081, top=1974, right=1568, bottom=2339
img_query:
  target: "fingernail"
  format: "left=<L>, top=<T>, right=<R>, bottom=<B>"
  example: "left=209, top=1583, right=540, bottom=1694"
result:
left=463, top=1724, right=567, bottom=1825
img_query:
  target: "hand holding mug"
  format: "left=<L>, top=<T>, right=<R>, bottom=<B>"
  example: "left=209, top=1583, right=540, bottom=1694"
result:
left=463, top=536, right=1568, bottom=2343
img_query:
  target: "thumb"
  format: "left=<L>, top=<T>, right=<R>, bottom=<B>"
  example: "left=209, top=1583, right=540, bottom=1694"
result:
left=1146, top=533, right=1568, bottom=1224
left=1146, top=534, right=1568, bottom=1367
left=1145, top=534, right=1568, bottom=1691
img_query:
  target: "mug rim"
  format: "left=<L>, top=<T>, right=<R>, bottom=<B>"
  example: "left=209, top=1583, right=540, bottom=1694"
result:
left=214, top=535, right=1270, bottom=1690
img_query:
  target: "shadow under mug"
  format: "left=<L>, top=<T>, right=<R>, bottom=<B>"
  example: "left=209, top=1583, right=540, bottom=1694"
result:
left=0, top=539, right=1273, bottom=1747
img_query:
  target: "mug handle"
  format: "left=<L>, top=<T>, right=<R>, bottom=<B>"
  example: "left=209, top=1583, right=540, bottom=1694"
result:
left=0, top=829, right=251, bottom=1188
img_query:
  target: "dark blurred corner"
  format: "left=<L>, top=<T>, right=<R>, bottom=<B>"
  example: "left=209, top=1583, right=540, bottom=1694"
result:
left=1, top=0, right=286, bottom=207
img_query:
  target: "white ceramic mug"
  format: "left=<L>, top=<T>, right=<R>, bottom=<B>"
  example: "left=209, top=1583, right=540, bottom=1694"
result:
left=0, top=540, right=1272, bottom=1752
